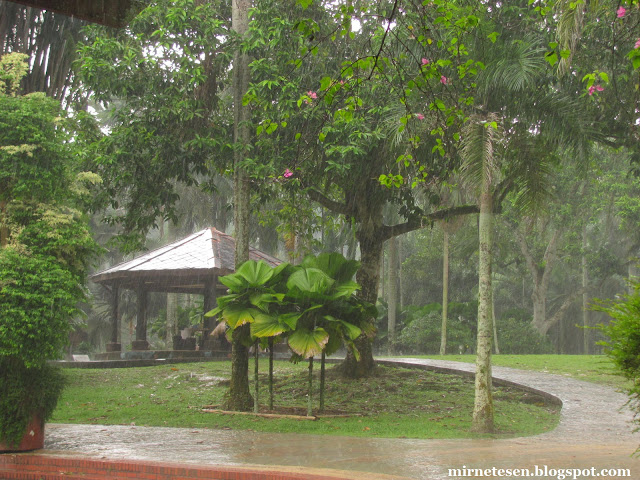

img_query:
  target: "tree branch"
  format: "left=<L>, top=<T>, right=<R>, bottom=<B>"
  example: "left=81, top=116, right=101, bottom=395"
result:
left=367, top=0, right=399, bottom=80
left=306, top=188, right=352, bottom=218
left=380, top=204, right=480, bottom=241
left=515, top=226, right=539, bottom=283
left=541, top=287, right=586, bottom=335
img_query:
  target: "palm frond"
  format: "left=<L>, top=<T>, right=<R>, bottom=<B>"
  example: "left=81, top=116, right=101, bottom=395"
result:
left=508, top=141, right=555, bottom=214
left=555, top=0, right=585, bottom=76
left=460, top=113, right=502, bottom=194
left=478, top=35, right=547, bottom=104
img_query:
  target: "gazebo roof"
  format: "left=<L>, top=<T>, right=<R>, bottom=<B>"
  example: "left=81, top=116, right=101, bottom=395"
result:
left=91, top=228, right=282, bottom=294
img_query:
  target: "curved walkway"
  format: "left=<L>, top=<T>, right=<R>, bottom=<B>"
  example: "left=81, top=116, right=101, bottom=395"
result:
left=39, top=358, right=639, bottom=479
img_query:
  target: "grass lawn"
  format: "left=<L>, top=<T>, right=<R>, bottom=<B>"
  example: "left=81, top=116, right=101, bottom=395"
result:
left=51, top=361, right=560, bottom=439
left=405, top=354, right=626, bottom=387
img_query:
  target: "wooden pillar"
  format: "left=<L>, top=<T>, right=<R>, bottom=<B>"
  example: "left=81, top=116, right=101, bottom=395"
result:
left=202, top=276, right=218, bottom=350
left=132, top=287, right=149, bottom=350
left=203, top=276, right=217, bottom=322
left=105, top=284, right=121, bottom=352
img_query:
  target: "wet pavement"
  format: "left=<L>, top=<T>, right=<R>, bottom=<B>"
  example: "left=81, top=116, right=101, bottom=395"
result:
left=41, top=358, right=639, bottom=479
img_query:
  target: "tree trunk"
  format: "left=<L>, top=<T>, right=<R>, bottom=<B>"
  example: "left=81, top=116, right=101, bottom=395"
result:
left=307, top=356, right=314, bottom=417
left=582, top=224, right=589, bottom=354
left=268, top=337, right=274, bottom=410
left=227, top=0, right=253, bottom=411
left=516, top=226, right=559, bottom=336
left=472, top=189, right=494, bottom=433
left=223, top=325, right=253, bottom=411
left=232, top=0, right=251, bottom=267
left=388, top=236, right=398, bottom=355
left=340, top=229, right=381, bottom=378
left=440, top=228, right=449, bottom=355
left=531, top=290, right=547, bottom=336
left=253, top=342, right=259, bottom=413
left=492, top=283, right=499, bottom=355
left=319, top=351, right=326, bottom=413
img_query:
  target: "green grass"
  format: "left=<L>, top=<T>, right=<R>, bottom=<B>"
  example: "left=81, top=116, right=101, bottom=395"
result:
left=406, top=354, right=626, bottom=387
left=51, top=361, right=560, bottom=439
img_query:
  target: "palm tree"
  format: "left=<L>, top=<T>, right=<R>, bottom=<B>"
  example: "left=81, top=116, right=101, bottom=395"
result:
left=460, top=112, right=502, bottom=433
left=458, top=8, right=592, bottom=426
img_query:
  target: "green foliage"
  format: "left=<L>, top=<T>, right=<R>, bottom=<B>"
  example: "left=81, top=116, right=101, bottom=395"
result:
left=75, top=0, right=231, bottom=251
left=0, top=92, right=69, bottom=206
left=0, top=247, right=82, bottom=366
left=398, top=303, right=476, bottom=355
left=496, top=309, right=553, bottom=354
left=0, top=359, right=64, bottom=446
left=595, top=282, right=640, bottom=429
left=0, top=54, right=100, bottom=368
left=0, top=53, right=99, bottom=445
left=150, top=303, right=203, bottom=340
left=0, top=53, right=29, bottom=96
left=208, top=253, right=375, bottom=359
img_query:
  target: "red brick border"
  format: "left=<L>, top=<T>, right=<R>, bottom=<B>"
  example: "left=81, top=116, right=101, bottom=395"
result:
left=0, top=454, right=398, bottom=480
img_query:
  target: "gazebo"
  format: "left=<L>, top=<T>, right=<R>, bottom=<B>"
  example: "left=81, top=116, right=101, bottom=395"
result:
left=91, top=227, right=281, bottom=356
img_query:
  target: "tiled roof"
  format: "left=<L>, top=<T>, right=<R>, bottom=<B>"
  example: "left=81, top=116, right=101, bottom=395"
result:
left=91, top=228, right=282, bottom=293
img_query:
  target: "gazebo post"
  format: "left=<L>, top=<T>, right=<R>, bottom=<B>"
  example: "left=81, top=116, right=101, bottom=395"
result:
left=202, top=276, right=217, bottom=349
left=105, top=284, right=121, bottom=352
left=132, top=287, right=149, bottom=351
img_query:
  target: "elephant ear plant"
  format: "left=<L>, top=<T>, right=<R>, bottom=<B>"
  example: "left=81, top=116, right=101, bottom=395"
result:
left=206, top=260, right=291, bottom=412
left=285, top=253, right=375, bottom=415
left=209, top=253, right=375, bottom=416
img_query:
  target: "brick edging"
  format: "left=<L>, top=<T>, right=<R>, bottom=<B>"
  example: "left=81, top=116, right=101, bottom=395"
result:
left=0, top=454, right=401, bottom=480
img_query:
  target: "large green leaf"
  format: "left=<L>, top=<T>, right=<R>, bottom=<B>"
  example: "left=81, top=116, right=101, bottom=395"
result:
left=250, top=313, right=289, bottom=338
left=323, top=315, right=362, bottom=341
left=287, top=327, right=329, bottom=358
left=324, top=329, right=343, bottom=356
left=270, top=261, right=291, bottom=281
left=236, top=260, right=275, bottom=287
left=303, top=252, right=360, bottom=283
left=249, top=292, right=284, bottom=311
left=221, top=304, right=260, bottom=329
left=219, top=272, right=246, bottom=292
left=279, top=312, right=302, bottom=330
left=286, top=267, right=334, bottom=295
left=204, top=306, right=222, bottom=318
left=329, top=280, right=361, bottom=299
left=205, top=293, right=239, bottom=316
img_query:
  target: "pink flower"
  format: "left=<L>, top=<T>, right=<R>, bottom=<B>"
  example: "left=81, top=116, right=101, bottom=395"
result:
left=307, top=91, right=317, bottom=99
left=595, top=85, right=604, bottom=92
left=283, top=168, right=293, bottom=178
left=440, top=76, right=448, bottom=85
left=421, top=58, right=430, bottom=65
left=617, top=6, right=626, bottom=18
left=416, top=113, right=425, bottom=120
left=589, top=85, right=605, bottom=96
left=588, top=86, right=595, bottom=95
left=635, top=38, right=640, bottom=49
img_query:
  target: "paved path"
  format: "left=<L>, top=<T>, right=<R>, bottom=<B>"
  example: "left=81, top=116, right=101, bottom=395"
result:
left=42, top=358, right=639, bottom=479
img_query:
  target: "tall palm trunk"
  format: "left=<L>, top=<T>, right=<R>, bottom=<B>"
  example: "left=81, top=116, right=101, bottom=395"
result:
left=440, top=228, right=449, bottom=355
left=582, top=224, right=589, bottom=354
left=472, top=186, right=495, bottom=433
left=461, top=114, right=499, bottom=434
left=388, top=236, right=398, bottom=355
